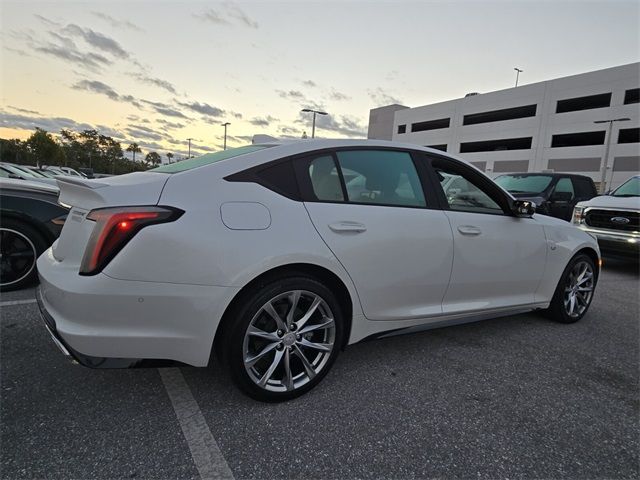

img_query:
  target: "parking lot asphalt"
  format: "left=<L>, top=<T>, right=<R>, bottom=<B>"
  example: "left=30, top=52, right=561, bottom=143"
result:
left=1, top=258, right=638, bottom=479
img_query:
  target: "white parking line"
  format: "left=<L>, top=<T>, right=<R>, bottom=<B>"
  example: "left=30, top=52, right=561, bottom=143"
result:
left=0, top=299, right=37, bottom=307
left=159, top=368, right=235, bottom=480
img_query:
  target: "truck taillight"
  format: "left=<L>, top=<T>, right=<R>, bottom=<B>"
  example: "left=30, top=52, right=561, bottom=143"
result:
left=80, top=206, right=183, bottom=275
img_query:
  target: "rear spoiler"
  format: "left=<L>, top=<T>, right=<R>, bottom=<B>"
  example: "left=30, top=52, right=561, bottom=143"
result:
left=55, top=177, right=109, bottom=190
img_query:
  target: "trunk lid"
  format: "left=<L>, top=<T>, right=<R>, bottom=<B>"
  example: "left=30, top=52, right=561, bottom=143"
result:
left=53, top=172, right=170, bottom=264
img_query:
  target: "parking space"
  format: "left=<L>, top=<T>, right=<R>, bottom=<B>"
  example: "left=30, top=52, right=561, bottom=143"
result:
left=1, top=259, right=638, bottom=479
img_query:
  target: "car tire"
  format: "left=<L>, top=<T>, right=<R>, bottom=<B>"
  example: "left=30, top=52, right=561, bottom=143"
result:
left=0, top=218, right=48, bottom=292
left=224, top=275, right=344, bottom=402
left=546, top=253, right=597, bottom=323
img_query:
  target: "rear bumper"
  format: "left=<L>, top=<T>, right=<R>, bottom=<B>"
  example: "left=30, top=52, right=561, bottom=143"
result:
left=37, top=248, right=239, bottom=367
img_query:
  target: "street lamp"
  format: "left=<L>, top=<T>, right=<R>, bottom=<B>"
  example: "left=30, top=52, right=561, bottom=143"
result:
left=514, top=68, right=523, bottom=87
left=301, top=108, right=328, bottom=138
left=186, top=138, right=194, bottom=158
left=222, top=122, right=231, bottom=150
left=594, top=118, right=630, bottom=193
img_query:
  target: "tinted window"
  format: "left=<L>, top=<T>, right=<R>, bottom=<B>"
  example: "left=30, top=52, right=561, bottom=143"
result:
left=572, top=178, right=596, bottom=198
left=256, top=161, right=300, bottom=199
left=336, top=150, right=426, bottom=207
left=308, top=156, right=344, bottom=202
left=554, top=178, right=574, bottom=200
left=435, top=167, right=503, bottom=214
left=495, top=175, right=553, bottom=194
left=612, top=177, right=640, bottom=197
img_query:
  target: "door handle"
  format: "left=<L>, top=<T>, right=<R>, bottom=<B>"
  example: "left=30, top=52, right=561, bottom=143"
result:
left=328, top=221, right=367, bottom=233
left=457, top=225, right=482, bottom=236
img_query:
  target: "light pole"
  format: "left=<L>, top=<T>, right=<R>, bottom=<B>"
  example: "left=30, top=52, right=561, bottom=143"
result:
left=186, top=138, right=194, bottom=158
left=301, top=108, right=328, bottom=138
left=222, top=122, right=230, bottom=150
left=594, top=118, right=630, bottom=193
left=514, top=68, right=523, bottom=87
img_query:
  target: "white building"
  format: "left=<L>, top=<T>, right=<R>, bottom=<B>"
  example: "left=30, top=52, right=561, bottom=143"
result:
left=368, top=63, right=639, bottom=190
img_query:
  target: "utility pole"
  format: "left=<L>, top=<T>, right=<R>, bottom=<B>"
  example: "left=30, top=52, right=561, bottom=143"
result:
left=222, top=122, right=231, bottom=150
left=514, top=67, right=523, bottom=87
left=594, top=118, right=630, bottom=193
left=186, top=138, right=194, bottom=158
left=301, top=108, right=328, bottom=138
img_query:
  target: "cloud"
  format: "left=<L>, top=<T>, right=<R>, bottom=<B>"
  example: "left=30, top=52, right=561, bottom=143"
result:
left=63, top=24, right=129, bottom=59
left=249, top=115, right=279, bottom=127
left=8, top=106, right=40, bottom=115
left=224, top=3, right=259, bottom=29
left=91, top=12, right=139, bottom=31
left=0, top=110, right=99, bottom=134
left=301, top=80, right=317, bottom=88
left=177, top=101, right=225, bottom=118
left=35, top=43, right=111, bottom=70
left=295, top=113, right=367, bottom=138
left=141, top=100, right=189, bottom=119
left=329, top=89, right=351, bottom=101
left=125, top=126, right=166, bottom=142
left=130, top=72, right=177, bottom=94
left=156, top=119, right=185, bottom=129
left=277, top=90, right=306, bottom=100
left=72, top=80, right=142, bottom=108
left=195, top=3, right=259, bottom=28
left=368, top=87, right=404, bottom=106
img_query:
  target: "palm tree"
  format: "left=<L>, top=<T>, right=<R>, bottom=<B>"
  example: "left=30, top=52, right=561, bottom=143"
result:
left=145, top=151, right=161, bottom=166
left=126, top=143, right=141, bottom=162
left=166, top=152, right=174, bottom=164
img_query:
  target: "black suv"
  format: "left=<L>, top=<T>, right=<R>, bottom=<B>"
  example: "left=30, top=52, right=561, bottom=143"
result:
left=495, top=173, right=597, bottom=221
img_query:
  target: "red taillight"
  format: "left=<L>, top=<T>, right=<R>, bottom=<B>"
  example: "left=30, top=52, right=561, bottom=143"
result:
left=80, top=206, right=183, bottom=275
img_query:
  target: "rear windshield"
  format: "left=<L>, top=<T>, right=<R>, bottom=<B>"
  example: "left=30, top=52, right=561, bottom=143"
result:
left=495, top=174, right=553, bottom=194
left=151, top=145, right=271, bottom=173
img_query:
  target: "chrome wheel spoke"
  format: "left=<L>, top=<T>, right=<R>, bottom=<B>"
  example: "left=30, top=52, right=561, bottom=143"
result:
left=298, top=338, right=331, bottom=352
left=295, top=296, right=321, bottom=330
left=283, top=349, right=294, bottom=391
left=258, top=349, right=285, bottom=387
left=286, top=290, right=301, bottom=324
left=245, top=342, right=280, bottom=367
left=576, top=273, right=593, bottom=286
left=247, top=324, right=279, bottom=342
left=263, top=301, right=287, bottom=331
left=298, top=317, right=334, bottom=335
left=293, top=345, right=316, bottom=380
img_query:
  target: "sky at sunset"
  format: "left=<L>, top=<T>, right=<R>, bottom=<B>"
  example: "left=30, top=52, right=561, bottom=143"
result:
left=1, top=0, right=638, bottom=161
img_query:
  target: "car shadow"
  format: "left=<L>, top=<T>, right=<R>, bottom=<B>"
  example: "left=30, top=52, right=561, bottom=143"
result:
left=602, top=255, right=639, bottom=278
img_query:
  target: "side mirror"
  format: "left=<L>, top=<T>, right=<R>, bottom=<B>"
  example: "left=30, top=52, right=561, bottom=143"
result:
left=513, top=200, right=536, bottom=218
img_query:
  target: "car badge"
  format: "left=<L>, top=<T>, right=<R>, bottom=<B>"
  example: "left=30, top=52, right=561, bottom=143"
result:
left=610, top=216, right=630, bottom=224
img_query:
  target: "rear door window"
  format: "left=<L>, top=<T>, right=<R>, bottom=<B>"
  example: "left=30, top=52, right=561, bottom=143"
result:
left=335, top=150, right=426, bottom=207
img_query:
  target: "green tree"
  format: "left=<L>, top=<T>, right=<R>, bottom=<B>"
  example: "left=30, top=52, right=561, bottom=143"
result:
left=166, top=152, right=174, bottom=164
left=145, top=151, right=161, bottom=166
left=25, top=128, right=65, bottom=166
left=126, top=143, right=142, bottom=162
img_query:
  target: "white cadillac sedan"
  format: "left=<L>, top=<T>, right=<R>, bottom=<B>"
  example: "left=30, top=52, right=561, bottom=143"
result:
left=37, top=140, right=600, bottom=401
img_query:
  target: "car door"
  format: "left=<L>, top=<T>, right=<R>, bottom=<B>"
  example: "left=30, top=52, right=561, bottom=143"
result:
left=297, top=149, right=454, bottom=321
left=548, top=177, right=575, bottom=221
left=425, top=156, right=548, bottom=313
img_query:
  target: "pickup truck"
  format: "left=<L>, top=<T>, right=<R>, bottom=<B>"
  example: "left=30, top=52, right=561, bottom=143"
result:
left=494, top=172, right=598, bottom=221
left=571, top=175, right=640, bottom=257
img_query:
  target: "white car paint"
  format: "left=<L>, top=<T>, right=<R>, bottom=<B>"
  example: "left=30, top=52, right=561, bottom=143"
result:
left=37, top=139, right=599, bottom=369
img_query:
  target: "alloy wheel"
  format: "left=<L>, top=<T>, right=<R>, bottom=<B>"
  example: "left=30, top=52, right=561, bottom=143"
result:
left=0, top=228, right=37, bottom=287
left=242, top=290, right=336, bottom=393
left=563, top=260, right=595, bottom=318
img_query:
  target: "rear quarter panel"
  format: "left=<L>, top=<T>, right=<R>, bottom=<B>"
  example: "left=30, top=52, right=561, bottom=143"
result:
left=103, top=171, right=364, bottom=317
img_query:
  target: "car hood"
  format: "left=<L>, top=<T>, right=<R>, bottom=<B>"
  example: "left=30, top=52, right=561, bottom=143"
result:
left=577, top=195, right=640, bottom=210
